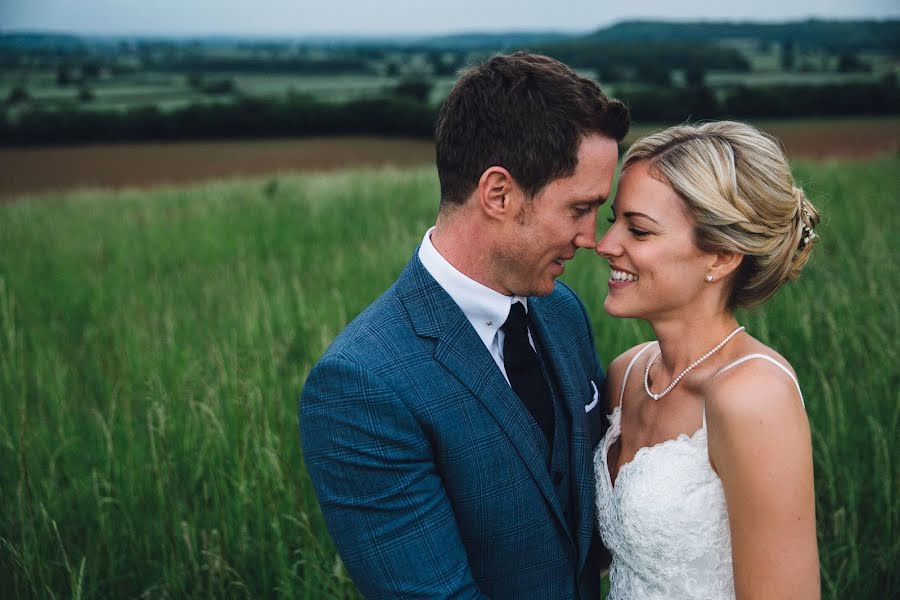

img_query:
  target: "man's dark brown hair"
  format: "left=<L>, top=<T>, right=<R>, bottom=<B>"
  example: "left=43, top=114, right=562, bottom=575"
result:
left=435, top=51, right=630, bottom=207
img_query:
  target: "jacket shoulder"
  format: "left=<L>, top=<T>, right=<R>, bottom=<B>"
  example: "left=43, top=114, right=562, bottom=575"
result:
left=543, top=279, right=590, bottom=317
left=319, top=283, right=415, bottom=367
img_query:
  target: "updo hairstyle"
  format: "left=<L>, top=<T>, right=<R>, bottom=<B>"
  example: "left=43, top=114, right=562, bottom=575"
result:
left=622, top=121, right=820, bottom=309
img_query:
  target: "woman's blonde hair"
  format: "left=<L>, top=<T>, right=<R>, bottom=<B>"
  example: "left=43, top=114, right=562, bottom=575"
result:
left=622, top=121, right=820, bottom=309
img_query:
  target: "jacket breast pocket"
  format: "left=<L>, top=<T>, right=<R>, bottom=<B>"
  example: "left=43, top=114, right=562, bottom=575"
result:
left=584, top=379, right=606, bottom=449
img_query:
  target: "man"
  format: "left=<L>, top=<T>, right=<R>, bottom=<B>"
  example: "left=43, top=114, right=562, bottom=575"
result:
left=301, top=52, right=629, bottom=599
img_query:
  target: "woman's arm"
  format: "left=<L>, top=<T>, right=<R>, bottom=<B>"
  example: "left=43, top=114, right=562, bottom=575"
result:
left=706, top=358, right=820, bottom=599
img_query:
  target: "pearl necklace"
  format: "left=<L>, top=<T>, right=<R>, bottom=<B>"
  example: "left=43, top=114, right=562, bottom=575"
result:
left=644, top=326, right=746, bottom=401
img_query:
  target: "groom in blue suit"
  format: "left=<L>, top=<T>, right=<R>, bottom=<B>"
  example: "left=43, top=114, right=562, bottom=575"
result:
left=301, top=53, right=629, bottom=599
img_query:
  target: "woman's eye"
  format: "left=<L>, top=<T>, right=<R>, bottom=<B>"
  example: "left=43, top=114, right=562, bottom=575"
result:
left=607, top=217, right=647, bottom=237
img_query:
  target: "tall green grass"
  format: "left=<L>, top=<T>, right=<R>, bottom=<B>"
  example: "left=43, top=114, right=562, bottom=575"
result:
left=1, top=158, right=896, bottom=598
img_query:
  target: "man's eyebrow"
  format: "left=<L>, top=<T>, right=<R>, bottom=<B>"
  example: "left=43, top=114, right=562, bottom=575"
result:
left=623, top=211, right=660, bottom=224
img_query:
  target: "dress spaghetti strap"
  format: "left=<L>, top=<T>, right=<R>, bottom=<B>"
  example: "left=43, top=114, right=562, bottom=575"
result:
left=619, top=343, right=656, bottom=407
left=703, top=353, right=805, bottom=428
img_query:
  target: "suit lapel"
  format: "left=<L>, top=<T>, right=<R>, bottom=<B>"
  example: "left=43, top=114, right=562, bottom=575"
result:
left=529, top=295, right=597, bottom=571
left=396, top=255, right=567, bottom=529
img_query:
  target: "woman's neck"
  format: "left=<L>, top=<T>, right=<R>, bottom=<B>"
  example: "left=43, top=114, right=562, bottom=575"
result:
left=649, top=312, right=742, bottom=377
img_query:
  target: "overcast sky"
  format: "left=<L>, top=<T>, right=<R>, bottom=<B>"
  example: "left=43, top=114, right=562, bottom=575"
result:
left=2, top=0, right=898, bottom=37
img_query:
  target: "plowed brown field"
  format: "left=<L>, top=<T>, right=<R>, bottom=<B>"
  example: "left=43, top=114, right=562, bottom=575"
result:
left=0, top=137, right=435, bottom=200
left=1, top=118, right=897, bottom=200
left=627, top=117, right=900, bottom=162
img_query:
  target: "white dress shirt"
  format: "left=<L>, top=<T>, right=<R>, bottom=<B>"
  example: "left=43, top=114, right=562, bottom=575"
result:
left=418, top=227, right=534, bottom=385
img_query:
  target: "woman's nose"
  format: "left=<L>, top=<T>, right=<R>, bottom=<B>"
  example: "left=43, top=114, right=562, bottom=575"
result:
left=595, top=228, right=620, bottom=258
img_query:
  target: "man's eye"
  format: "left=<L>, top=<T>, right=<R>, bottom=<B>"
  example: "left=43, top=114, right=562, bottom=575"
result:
left=629, top=228, right=649, bottom=237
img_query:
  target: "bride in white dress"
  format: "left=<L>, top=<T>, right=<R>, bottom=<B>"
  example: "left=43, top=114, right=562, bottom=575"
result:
left=593, top=121, right=820, bottom=599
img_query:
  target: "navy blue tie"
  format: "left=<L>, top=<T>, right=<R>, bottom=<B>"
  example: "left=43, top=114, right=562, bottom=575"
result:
left=502, top=302, right=554, bottom=445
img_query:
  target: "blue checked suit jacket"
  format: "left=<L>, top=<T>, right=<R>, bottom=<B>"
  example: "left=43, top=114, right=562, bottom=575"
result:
left=301, top=252, right=609, bottom=599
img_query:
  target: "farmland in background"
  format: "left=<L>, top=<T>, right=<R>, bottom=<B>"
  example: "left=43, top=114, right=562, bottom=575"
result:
left=4, top=51, right=891, bottom=113
left=1, top=20, right=898, bottom=145
left=2, top=21, right=897, bottom=108
left=1, top=156, right=897, bottom=599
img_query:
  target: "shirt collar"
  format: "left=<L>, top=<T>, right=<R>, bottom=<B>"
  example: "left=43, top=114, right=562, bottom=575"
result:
left=418, top=227, right=527, bottom=347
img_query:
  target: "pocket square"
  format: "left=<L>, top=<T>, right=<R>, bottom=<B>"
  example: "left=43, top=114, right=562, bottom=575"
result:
left=585, top=380, right=599, bottom=413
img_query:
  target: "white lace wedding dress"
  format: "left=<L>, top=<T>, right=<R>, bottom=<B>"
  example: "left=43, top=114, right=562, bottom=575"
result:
left=594, top=343, right=803, bottom=599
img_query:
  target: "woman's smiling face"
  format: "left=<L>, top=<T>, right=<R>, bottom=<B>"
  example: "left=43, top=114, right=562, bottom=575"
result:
left=596, top=160, right=714, bottom=321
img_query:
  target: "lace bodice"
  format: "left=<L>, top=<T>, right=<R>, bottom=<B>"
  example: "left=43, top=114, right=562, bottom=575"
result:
left=594, top=345, right=803, bottom=600
left=595, top=403, right=734, bottom=599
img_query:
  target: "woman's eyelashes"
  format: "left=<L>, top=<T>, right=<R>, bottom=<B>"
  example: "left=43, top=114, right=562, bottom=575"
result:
left=607, top=216, right=650, bottom=238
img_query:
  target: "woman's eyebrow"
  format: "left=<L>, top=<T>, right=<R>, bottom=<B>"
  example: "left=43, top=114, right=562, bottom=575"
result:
left=623, top=211, right=660, bottom=224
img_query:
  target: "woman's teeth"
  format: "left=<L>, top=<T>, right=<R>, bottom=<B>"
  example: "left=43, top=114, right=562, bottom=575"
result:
left=610, top=269, right=638, bottom=282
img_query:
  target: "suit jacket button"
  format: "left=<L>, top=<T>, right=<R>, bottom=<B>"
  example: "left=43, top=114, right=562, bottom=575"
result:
left=553, top=472, right=564, bottom=485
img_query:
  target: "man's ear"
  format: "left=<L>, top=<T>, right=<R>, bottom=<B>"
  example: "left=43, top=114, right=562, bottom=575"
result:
left=477, top=166, right=518, bottom=220
left=708, top=251, right=744, bottom=282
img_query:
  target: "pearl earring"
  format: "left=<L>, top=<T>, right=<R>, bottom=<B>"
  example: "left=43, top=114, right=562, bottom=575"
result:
left=705, top=274, right=714, bottom=282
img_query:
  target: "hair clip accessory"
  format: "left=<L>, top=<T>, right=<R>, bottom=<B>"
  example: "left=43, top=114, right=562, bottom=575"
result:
left=798, top=207, right=817, bottom=250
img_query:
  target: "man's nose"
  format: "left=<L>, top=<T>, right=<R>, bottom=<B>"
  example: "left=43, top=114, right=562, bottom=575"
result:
left=574, top=219, right=598, bottom=249
left=575, top=231, right=597, bottom=249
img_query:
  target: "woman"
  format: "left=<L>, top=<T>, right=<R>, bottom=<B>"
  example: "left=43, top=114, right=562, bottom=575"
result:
left=594, top=121, right=820, bottom=599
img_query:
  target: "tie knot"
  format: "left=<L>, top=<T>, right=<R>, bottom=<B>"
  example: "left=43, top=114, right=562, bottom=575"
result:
left=502, top=301, right=529, bottom=337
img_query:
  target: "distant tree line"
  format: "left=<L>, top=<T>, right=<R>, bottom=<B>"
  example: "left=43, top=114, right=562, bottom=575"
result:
left=585, top=19, right=900, bottom=52
left=718, top=78, right=899, bottom=118
left=0, top=95, right=435, bottom=144
left=1, top=77, right=896, bottom=146
left=621, top=76, right=898, bottom=123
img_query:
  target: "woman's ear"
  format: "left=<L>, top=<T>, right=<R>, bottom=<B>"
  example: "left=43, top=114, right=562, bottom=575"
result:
left=708, top=251, right=744, bottom=281
left=477, top=166, right=517, bottom=220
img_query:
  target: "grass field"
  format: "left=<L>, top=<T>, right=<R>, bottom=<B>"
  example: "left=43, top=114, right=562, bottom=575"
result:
left=0, top=157, right=897, bottom=598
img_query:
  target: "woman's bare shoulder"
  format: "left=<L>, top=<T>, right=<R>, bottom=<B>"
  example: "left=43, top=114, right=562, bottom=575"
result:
left=605, top=342, right=656, bottom=411
left=704, top=345, right=808, bottom=471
